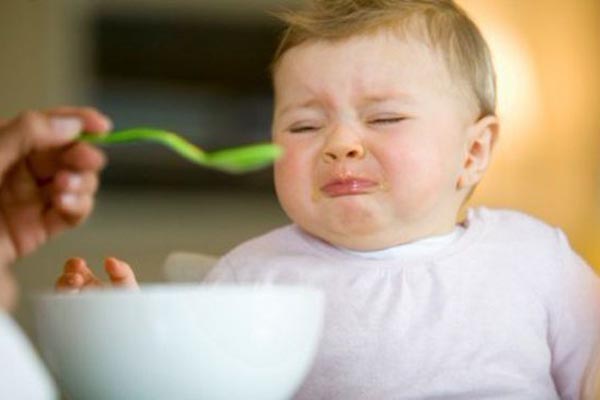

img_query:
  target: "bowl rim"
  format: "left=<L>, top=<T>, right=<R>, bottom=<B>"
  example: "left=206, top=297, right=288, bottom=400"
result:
left=31, top=283, right=324, bottom=302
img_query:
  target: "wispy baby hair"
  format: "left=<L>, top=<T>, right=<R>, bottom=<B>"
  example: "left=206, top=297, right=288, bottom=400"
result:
left=271, top=0, right=497, bottom=117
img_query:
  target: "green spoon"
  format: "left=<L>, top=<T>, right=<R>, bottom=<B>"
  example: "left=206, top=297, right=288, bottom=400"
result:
left=80, top=128, right=282, bottom=174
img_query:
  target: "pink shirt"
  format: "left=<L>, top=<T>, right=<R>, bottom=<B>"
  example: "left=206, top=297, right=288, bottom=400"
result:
left=206, top=208, right=600, bottom=400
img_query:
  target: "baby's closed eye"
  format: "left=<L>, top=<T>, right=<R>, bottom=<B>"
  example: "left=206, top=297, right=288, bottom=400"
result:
left=367, top=115, right=408, bottom=125
left=289, top=123, right=322, bottom=133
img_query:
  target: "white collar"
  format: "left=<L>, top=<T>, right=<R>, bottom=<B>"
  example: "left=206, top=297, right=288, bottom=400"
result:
left=338, top=226, right=466, bottom=260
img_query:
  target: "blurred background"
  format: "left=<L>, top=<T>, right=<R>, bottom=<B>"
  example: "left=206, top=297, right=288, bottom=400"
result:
left=1, top=0, right=599, bottom=342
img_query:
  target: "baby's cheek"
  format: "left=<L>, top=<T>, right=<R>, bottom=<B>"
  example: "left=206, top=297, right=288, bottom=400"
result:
left=274, top=152, right=308, bottom=202
left=274, top=153, right=297, bottom=187
left=274, top=160, right=310, bottom=229
left=387, top=150, right=449, bottom=205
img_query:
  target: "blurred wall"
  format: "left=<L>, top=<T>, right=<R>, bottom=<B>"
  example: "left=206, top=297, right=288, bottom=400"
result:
left=458, top=0, right=600, bottom=269
left=0, top=0, right=300, bottom=115
left=0, top=1, right=82, bottom=114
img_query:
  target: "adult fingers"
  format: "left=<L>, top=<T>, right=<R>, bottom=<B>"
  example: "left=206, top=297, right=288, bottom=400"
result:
left=55, top=192, right=94, bottom=223
left=58, top=142, right=107, bottom=172
left=44, top=193, right=94, bottom=236
left=0, top=161, right=47, bottom=257
left=0, top=107, right=111, bottom=179
left=41, top=170, right=99, bottom=235
left=26, top=125, right=107, bottom=182
left=104, top=257, right=139, bottom=289
left=0, top=111, right=81, bottom=178
left=0, top=160, right=39, bottom=206
left=44, top=106, right=112, bottom=134
left=53, top=171, right=99, bottom=196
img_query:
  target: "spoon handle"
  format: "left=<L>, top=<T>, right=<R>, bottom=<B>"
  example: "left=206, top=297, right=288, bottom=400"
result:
left=79, top=128, right=282, bottom=174
left=80, top=128, right=207, bottom=163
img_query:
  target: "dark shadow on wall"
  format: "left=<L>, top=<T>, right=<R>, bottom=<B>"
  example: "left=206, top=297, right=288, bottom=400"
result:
left=90, top=11, right=284, bottom=190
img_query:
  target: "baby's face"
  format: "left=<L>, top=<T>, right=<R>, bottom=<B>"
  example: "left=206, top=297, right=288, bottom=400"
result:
left=272, top=31, right=480, bottom=250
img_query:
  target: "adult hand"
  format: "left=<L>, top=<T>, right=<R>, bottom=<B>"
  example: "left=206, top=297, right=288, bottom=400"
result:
left=0, top=107, right=110, bottom=309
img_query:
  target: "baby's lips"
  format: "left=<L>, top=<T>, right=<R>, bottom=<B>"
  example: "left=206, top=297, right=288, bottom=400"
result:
left=320, top=178, right=379, bottom=197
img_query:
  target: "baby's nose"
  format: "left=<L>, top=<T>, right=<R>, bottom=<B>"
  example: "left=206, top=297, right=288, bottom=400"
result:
left=322, top=137, right=366, bottom=162
left=321, top=123, right=366, bottom=162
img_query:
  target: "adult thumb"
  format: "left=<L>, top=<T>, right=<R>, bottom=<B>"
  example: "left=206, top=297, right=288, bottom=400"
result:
left=0, top=112, right=82, bottom=177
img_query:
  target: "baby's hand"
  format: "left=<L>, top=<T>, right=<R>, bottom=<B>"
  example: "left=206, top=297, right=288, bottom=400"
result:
left=55, top=257, right=139, bottom=292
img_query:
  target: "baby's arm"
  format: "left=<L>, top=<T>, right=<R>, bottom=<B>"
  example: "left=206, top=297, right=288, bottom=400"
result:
left=548, top=232, right=600, bottom=400
left=55, top=257, right=138, bottom=291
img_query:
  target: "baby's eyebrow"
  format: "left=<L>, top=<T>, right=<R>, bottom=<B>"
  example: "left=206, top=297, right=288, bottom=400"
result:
left=276, top=99, right=323, bottom=117
left=275, top=93, right=416, bottom=118
left=360, top=93, right=417, bottom=106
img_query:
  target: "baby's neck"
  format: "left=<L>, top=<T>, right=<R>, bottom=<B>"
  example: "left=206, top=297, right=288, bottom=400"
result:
left=336, top=225, right=465, bottom=259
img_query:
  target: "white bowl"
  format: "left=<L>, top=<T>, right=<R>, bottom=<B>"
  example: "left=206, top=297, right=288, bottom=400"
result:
left=33, top=285, right=324, bottom=400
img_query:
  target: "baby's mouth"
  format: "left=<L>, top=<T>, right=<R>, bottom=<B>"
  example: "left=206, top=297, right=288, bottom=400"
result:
left=320, top=178, right=379, bottom=197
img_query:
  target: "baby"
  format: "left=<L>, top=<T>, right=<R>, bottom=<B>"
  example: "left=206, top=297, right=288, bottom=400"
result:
left=57, top=0, right=600, bottom=398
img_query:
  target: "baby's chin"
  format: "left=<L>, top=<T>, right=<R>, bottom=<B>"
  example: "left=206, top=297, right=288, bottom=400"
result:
left=300, top=219, right=410, bottom=251
left=325, top=234, right=404, bottom=252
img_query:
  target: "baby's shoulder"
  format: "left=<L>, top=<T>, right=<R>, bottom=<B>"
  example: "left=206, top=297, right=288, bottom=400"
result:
left=208, top=224, right=323, bottom=282
left=219, top=224, right=309, bottom=264
left=465, top=207, right=595, bottom=297
left=465, top=207, right=575, bottom=271
left=468, top=207, right=562, bottom=245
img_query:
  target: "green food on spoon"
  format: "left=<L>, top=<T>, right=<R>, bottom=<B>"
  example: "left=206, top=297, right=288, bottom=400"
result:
left=79, top=128, right=282, bottom=174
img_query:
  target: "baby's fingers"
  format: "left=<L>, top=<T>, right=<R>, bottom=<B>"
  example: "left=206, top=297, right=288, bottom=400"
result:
left=55, top=257, right=101, bottom=292
left=55, top=272, right=85, bottom=292
left=105, top=257, right=138, bottom=289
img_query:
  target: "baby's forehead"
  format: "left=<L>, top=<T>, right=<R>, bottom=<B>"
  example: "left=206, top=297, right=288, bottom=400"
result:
left=276, top=28, right=456, bottom=82
left=273, top=31, right=465, bottom=97
left=272, top=42, right=478, bottom=121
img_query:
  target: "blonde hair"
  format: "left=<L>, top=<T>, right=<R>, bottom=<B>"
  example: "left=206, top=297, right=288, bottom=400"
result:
left=271, top=0, right=497, bottom=118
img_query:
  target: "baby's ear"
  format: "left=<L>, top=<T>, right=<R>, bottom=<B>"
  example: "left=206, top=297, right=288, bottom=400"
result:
left=457, top=115, right=499, bottom=189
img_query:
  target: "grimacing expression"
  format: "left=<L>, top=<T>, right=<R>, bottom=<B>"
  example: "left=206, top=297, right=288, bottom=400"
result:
left=272, top=31, right=491, bottom=250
